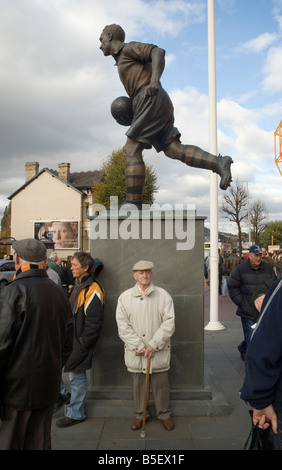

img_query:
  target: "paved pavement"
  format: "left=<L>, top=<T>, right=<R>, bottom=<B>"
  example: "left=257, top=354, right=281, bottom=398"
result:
left=51, top=286, right=252, bottom=452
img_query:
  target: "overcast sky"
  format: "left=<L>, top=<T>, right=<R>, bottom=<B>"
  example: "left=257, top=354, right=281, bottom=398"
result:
left=1, top=0, right=282, bottom=235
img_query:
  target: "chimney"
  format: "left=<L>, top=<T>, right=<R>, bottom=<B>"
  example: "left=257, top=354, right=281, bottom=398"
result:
left=58, top=163, right=70, bottom=182
left=25, top=162, right=39, bottom=182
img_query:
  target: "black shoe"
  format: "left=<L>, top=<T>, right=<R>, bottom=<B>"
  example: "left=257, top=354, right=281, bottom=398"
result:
left=53, top=392, right=71, bottom=414
left=215, top=155, right=233, bottom=190
left=56, top=416, right=85, bottom=428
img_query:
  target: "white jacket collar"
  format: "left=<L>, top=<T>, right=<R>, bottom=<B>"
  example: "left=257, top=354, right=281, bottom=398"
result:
left=132, top=282, right=155, bottom=297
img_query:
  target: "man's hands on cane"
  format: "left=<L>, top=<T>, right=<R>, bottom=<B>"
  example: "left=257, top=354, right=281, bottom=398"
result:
left=137, top=345, right=155, bottom=358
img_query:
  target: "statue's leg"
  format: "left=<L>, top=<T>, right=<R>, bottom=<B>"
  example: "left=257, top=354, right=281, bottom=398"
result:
left=123, top=138, right=145, bottom=208
left=164, top=139, right=233, bottom=190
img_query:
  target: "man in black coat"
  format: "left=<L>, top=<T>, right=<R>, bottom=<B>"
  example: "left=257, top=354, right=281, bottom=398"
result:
left=228, top=245, right=276, bottom=360
left=0, top=239, right=73, bottom=450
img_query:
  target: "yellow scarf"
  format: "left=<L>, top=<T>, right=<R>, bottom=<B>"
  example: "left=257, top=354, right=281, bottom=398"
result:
left=13, top=263, right=44, bottom=280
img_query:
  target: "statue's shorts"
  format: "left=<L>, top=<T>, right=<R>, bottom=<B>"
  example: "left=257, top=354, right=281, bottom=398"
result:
left=126, top=85, right=181, bottom=153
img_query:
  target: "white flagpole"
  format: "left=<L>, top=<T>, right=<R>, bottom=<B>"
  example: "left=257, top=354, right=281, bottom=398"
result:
left=205, top=0, right=224, bottom=330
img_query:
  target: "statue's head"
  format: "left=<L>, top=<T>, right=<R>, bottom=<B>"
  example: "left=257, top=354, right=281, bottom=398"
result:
left=100, top=24, right=125, bottom=56
left=102, top=24, right=125, bottom=42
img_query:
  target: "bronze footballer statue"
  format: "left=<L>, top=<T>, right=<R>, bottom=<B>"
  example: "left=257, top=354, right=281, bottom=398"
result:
left=100, top=24, right=233, bottom=208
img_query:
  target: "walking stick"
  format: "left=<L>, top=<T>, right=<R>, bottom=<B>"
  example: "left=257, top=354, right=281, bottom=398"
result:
left=141, top=356, right=151, bottom=438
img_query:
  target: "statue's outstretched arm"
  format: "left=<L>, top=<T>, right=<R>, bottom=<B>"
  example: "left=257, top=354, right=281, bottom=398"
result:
left=145, top=47, right=165, bottom=97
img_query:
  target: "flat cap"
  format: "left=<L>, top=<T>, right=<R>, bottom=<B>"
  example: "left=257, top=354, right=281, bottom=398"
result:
left=132, top=260, right=154, bottom=271
left=13, top=238, right=47, bottom=263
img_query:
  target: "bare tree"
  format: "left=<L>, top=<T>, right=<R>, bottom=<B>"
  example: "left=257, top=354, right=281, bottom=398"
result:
left=220, top=181, right=248, bottom=255
left=250, top=200, right=268, bottom=245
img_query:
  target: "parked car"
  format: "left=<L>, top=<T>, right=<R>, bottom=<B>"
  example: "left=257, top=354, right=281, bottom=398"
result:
left=0, top=259, right=16, bottom=290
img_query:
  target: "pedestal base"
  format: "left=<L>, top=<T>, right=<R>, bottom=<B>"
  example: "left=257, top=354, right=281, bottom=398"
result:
left=86, top=209, right=228, bottom=417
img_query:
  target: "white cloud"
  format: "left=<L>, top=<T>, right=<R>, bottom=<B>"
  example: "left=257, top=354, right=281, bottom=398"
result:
left=262, top=45, right=282, bottom=92
left=238, top=32, right=278, bottom=54
left=164, top=53, right=176, bottom=68
left=216, top=0, right=236, bottom=14
left=237, top=90, right=257, bottom=104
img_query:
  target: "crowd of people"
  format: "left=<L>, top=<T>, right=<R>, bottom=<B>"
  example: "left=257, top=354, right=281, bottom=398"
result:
left=0, top=238, right=175, bottom=449
left=205, top=245, right=281, bottom=297
left=1, top=236, right=282, bottom=449
left=206, top=243, right=282, bottom=449
left=0, top=239, right=106, bottom=449
left=205, top=245, right=279, bottom=355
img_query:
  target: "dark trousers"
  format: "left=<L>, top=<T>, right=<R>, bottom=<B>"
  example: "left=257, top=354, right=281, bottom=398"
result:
left=131, top=371, right=171, bottom=420
left=0, top=405, right=53, bottom=450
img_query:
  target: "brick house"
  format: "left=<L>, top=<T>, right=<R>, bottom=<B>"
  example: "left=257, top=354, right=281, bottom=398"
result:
left=8, top=162, right=102, bottom=259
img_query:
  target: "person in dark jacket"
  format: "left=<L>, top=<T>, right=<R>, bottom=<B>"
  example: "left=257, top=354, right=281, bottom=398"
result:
left=55, top=252, right=104, bottom=428
left=240, top=277, right=282, bottom=449
left=0, top=238, right=73, bottom=450
left=228, top=244, right=276, bottom=360
left=48, top=251, right=66, bottom=285
left=226, top=248, right=241, bottom=274
left=63, top=255, right=75, bottom=294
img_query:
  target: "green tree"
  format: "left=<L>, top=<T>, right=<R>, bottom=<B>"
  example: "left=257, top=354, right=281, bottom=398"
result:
left=259, top=221, right=282, bottom=248
left=92, top=149, right=158, bottom=208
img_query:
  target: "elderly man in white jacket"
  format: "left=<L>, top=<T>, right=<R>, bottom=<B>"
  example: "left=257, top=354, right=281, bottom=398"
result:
left=116, top=260, right=175, bottom=431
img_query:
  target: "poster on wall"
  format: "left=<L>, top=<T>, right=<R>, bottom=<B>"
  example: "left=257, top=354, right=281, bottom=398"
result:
left=34, top=221, right=79, bottom=249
